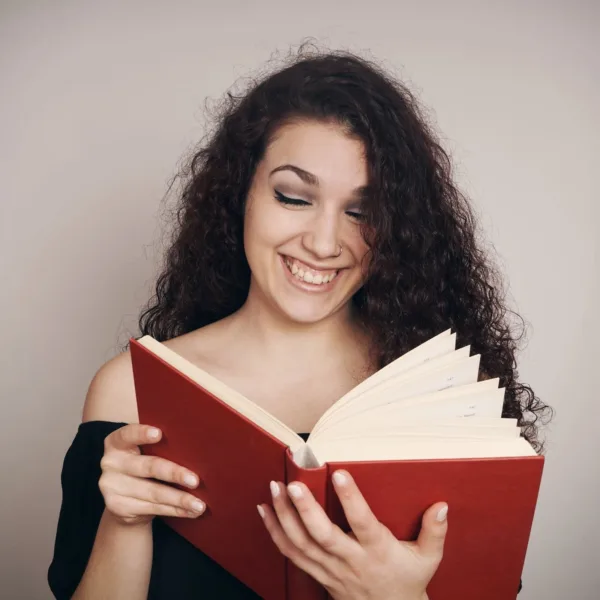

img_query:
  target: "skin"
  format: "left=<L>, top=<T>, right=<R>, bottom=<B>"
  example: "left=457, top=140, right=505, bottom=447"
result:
left=80, top=120, right=447, bottom=599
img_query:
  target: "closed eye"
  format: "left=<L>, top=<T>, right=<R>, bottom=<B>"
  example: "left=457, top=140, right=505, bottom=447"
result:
left=275, top=190, right=365, bottom=220
left=274, top=190, right=310, bottom=207
left=346, top=210, right=365, bottom=221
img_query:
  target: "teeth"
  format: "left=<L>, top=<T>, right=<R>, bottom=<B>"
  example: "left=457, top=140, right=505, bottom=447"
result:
left=284, top=257, right=338, bottom=286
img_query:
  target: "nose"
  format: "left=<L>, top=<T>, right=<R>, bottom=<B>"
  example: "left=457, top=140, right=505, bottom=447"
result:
left=301, top=209, right=341, bottom=259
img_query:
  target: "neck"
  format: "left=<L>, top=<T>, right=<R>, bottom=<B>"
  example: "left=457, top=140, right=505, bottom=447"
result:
left=230, top=287, right=367, bottom=365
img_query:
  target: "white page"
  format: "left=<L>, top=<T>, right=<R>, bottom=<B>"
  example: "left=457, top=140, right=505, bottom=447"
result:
left=313, top=329, right=455, bottom=428
left=314, top=345, right=472, bottom=433
left=311, top=380, right=503, bottom=442
left=320, top=422, right=520, bottom=441
left=340, top=334, right=462, bottom=406
left=315, top=408, right=514, bottom=442
left=313, top=354, right=481, bottom=436
left=310, top=436, right=536, bottom=464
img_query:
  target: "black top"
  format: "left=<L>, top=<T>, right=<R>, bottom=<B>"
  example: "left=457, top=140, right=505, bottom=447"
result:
left=48, top=421, right=522, bottom=598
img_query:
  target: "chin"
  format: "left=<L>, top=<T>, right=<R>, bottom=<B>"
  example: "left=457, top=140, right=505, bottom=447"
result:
left=273, top=296, right=350, bottom=325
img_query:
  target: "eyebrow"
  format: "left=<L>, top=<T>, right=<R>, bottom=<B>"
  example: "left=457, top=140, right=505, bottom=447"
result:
left=269, top=164, right=370, bottom=202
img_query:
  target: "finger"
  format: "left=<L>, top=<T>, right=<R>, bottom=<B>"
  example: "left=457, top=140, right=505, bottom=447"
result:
left=415, top=502, right=448, bottom=560
left=106, top=424, right=162, bottom=452
left=111, top=493, right=204, bottom=520
left=284, top=481, right=361, bottom=562
left=331, top=470, right=385, bottom=547
left=258, top=503, right=332, bottom=587
left=118, top=476, right=207, bottom=515
left=121, top=454, right=200, bottom=489
left=269, top=481, right=333, bottom=565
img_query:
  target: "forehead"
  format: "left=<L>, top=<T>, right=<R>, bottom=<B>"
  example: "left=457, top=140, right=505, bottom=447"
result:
left=262, top=120, right=368, bottom=189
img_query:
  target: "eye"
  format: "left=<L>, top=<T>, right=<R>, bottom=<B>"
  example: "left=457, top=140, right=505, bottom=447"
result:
left=274, top=190, right=310, bottom=207
left=346, top=210, right=365, bottom=221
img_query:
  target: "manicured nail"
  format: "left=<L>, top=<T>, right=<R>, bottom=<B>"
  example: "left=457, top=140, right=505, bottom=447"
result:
left=287, top=483, right=303, bottom=499
left=332, top=471, right=347, bottom=486
left=257, top=505, right=266, bottom=519
left=148, top=428, right=160, bottom=439
left=192, top=499, right=205, bottom=513
left=436, top=505, right=448, bottom=522
left=184, top=474, right=198, bottom=487
left=270, top=481, right=280, bottom=498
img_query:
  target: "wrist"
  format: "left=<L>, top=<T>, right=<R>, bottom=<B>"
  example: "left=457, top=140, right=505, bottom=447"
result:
left=102, top=509, right=154, bottom=532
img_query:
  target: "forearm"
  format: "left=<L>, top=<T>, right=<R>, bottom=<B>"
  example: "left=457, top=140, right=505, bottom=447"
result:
left=72, top=509, right=153, bottom=600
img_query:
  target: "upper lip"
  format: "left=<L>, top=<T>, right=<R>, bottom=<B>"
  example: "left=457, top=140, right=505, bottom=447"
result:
left=281, top=254, right=342, bottom=272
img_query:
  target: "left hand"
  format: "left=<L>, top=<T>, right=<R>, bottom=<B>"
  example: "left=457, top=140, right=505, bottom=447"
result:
left=258, top=470, right=448, bottom=600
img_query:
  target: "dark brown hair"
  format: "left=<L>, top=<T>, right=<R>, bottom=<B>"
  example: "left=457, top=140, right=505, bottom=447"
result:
left=137, top=45, right=551, bottom=451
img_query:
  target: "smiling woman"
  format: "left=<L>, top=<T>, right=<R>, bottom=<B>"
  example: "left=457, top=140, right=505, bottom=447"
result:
left=243, top=121, right=371, bottom=325
left=47, top=45, right=549, bottom=600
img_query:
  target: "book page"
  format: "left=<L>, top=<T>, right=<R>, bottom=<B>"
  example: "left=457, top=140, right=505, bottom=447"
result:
left=319, top=422, right=520, bottom=441
left=314, top=345, right=471, bottom=432
left=313, top=329, right=455, bottom=427
left=310, top=380, right=504, bottom=442
left=312, top=353, right=481, bottom=436
left=309, top=436, right=536, bottom=463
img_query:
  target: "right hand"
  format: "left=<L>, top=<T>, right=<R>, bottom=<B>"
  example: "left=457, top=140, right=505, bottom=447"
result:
left=99, top=423, right=206, bottom=526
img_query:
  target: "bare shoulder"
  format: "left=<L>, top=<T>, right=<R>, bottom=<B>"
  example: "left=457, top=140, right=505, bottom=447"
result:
left=82, top=349, right=139, bottom=424
left=81, top=320, right=234, bottom=425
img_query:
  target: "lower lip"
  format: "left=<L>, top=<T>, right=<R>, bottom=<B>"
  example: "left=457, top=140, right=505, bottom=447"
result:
left=279, top=255, right=340, bottom=293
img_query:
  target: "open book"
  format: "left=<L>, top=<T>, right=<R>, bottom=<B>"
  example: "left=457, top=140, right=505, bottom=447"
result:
left=131, top=330, right=543, bottom=600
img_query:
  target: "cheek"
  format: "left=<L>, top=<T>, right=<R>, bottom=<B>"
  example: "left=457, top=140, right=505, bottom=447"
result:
left=348, top=228, right=371, bottom=262
left=352, top=239, right=372, bottom=282
left=244, top=199, right=289, bottom=261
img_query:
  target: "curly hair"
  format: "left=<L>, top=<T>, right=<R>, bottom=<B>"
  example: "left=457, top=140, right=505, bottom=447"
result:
left=137, top=45, right=551, bottom=451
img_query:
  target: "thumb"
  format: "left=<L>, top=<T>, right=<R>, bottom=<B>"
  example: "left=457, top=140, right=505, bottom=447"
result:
left=416, top=502, right=448, bottom=560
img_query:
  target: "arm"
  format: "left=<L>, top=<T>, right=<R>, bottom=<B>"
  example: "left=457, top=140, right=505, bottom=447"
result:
left=73, top=352, right=152, bottom=600
left=72, top=511, right=153, bottom=600
left=71, top=353, right=151, bottom=600
left=67, top=352, right=204, bottom=599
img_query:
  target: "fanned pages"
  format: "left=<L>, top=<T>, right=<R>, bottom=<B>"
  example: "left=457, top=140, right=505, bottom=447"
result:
left=135, top=330, right=534, bottom=467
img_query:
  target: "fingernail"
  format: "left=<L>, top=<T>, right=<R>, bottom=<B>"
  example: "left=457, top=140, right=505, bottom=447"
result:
left=184, top=474, right=198, bottom=487
left=332, top=471, right=347, bottom=486
left=270, top=481, right=280, bottom=498
left=148, top=428, right=160, bottom=439
left=257, top=505, right=266, bottom=519
left=192, top=499, right=205, bottom=513
left=287, top=483, right=303, bottom=499
left=436, top=505, right=448, bottom=522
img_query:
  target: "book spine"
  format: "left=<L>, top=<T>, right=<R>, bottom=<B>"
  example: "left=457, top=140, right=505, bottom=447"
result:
left=284, top=449, right=329, bottom=600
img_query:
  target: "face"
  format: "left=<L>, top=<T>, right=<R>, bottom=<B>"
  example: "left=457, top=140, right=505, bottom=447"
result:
left=243, top=120, right=371, bottom=324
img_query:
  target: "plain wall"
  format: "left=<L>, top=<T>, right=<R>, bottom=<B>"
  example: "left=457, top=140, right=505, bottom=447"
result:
left=1, top=1, right=598, bottom=598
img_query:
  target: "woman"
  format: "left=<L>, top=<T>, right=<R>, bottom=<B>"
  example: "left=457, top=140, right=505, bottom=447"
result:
left=48, top=47, right=549, bottom=599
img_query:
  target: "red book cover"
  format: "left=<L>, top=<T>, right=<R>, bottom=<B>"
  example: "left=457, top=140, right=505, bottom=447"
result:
left=286, top=451, right=543, bottom=600
left=131, top=339, right=290, bottom=599
left=131, top=338, right=544, bottom=600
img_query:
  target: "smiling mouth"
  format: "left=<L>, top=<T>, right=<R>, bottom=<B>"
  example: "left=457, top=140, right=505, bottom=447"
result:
left=282, top=255, right=340, bottom=285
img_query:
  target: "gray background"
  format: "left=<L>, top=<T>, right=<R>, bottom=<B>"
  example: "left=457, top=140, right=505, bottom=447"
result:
left=1, top=0, right=598, bottom=598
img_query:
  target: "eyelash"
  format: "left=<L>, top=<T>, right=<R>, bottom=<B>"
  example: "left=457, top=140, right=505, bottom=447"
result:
left=274, top=190, right=365, bottom=221
left=274, top=190, right=309, bottom=207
